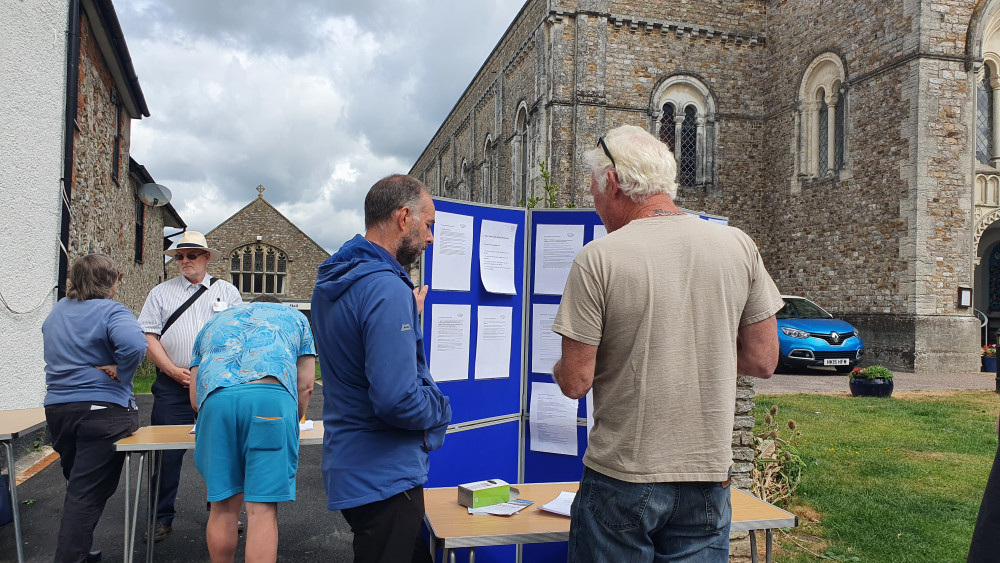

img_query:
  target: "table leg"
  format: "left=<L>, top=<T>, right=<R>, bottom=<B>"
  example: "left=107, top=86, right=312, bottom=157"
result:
left=766, top=529, right=773, bottom=563
left=124, top=452, right=147, bottom=563
left=469, top=547, right=475, bottom=562
left=749, top=530, right=758, bottom=563
left=124, top=452, right=130, bottom=563
left=146, top=451, right=162, bottom=563
left=3, top=441, right=24, bottom=563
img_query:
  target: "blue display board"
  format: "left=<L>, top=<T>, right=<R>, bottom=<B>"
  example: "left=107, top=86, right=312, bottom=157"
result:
left=426, top=420, right=520, bottom=488
left=522, top=209, right=605, bottom=482
left=422, top=198, right=527, bottom=425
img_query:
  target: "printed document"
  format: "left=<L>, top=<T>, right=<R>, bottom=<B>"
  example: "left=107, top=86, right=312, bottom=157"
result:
left=530, top=304, right=561, bottom=374
left=430, top=304, right=471, bottom=382
left=540, top=491, right=576, bottom=516
left=533, top=224, right=584, bottom=295
left=529, top=382, right=578, bottom=456
left=474, top=306, right=513, bottom=380
left=431, top=211, right=473, bottom=291
left=479, top=220, right=518, bottom=294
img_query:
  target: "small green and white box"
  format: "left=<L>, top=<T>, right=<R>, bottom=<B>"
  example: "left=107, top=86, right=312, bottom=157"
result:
left=457, top=479, right=511, bottom=508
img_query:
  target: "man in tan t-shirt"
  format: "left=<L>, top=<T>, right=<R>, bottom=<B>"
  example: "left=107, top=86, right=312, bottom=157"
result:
left=552, top=125, right=782, bottom=563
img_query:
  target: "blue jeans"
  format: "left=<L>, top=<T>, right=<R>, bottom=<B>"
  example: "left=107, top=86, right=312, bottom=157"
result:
left=568, top=467, right=732, bottom=563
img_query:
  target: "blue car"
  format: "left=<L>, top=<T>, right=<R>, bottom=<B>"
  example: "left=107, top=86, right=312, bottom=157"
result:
left=776, top=295, right=864, bottom=373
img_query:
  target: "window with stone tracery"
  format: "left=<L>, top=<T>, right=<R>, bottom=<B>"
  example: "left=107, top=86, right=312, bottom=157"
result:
left=652, top=76, right=715, bottom=187
left=797, top=53, right=846, bottom=181
left=230, top=243, right=287, bottom=295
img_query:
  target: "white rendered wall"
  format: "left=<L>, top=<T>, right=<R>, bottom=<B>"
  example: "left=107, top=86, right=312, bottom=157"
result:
left=0, top=1, right=68, bottom=409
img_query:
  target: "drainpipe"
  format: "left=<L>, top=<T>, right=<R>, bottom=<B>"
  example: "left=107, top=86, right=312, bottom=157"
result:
left=58, top=0, right=81, bottom=298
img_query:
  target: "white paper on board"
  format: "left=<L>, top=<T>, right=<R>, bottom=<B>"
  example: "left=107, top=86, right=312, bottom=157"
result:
left=430, top=304, right=471, bottom=382
left=585, top=390, right=594, bottom=439
left=533, top=224, right=584, bottom=295
left=479, top=220, right=518, bottom=294
left=431, top=211, right=474, bottom=291
left=531, top=304, right=561, bottom=374
left=592, top=224, right=607, bottom=240
left=529, top=382, right=579, bottom=456
left=474, top=306, right=513, bottom=380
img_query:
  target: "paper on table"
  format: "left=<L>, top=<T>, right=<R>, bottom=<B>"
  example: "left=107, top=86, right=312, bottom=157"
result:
left=533, top=224, right=584, bottom=295
left=468, top=499, right=535, bottom=516
left=431, top=211, right=474, bottom=291
left=299, top=419, right=314, bottom=431
left=531, top=304, right=561, bottom=374
left=479, top=220, right=518, bottom=294
left=430, top=304, right=472, bottom=382
left=529, top=382, right=578, bottom=456
left=474, top=306, right=512, bottom=380
left=540, top=491, right=576, bottom=516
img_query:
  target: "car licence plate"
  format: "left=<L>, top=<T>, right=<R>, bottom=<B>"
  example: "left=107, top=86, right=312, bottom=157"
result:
left=824, top=358, right=849, bottom=366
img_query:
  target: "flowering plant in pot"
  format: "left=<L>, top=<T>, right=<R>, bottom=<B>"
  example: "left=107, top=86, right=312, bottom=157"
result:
left=849, top=365, right=894, bottom=397
left=984, top=345, right=998, bottom=373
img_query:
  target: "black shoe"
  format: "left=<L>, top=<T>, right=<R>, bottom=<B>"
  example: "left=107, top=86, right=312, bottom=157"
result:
left=86, top=550, right=102, bottom=562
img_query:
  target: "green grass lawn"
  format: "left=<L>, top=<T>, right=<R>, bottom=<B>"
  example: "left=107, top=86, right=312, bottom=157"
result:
left=131, top=359, right=322, bottom=394
left=756, top=391, right=998, bottom=562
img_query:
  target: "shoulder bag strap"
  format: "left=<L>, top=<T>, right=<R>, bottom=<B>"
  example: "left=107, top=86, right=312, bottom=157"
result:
left=160, top=277, right=220, bottom=336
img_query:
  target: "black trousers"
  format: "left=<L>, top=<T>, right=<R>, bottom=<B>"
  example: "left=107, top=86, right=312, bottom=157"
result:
left=341, top=485, right=433, bottom=563
left=970, top=431, right=1000, bottom=562
left=150, top=372, right=196, bottom=525
left=46, top=401, right=139, bottom=563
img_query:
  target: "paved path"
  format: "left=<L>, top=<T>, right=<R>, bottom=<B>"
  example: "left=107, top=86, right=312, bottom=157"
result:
left=754, top=366, right=997, bottom=395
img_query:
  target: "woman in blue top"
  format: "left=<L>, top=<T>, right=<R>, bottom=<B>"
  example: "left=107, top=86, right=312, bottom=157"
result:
left=42, top=254, right=147, bottom=562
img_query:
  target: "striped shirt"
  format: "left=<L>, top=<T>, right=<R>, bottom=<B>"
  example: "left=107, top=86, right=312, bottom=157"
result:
left=138, top=275, right=243, bottom=369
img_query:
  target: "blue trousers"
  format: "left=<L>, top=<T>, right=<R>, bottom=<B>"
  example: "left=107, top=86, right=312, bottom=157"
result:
left=150, top=372, right=196, bottom=525
left=568, top=467, right=732, bottom=563
left=46, top=402, right=139, bottom=562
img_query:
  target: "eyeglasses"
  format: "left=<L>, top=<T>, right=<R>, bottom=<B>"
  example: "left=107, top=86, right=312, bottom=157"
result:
left=177, top=252, right=206, bottom=261
left=597, top=136, right=617, bottom=170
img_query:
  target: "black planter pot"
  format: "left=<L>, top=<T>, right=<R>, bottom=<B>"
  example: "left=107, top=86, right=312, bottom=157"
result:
left=849, top=377, right=894, bottom=398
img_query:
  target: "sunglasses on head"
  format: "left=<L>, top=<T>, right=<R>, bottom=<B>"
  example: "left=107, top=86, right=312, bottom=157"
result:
left=177, top=252, right=205, bottom=261
left=597, top=136, right=617, bottom=170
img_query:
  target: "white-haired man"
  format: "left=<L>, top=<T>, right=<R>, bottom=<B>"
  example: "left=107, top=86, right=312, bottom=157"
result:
left=551, top=125, right=782, bottom=562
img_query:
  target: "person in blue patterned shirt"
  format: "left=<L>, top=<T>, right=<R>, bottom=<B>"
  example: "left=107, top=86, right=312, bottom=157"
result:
left=188, top=295, right=315, bottom=562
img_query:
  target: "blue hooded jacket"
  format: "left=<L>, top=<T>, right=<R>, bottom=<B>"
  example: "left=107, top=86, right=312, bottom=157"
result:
left=312, top=234, right=452, bottom=510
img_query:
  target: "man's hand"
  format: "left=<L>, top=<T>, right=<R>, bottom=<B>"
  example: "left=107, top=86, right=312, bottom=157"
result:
left=413, top=285, right=429, bottom=315
left=168, top=366, right=192, bottom=388
left=96, top=364, right=119, bottom=381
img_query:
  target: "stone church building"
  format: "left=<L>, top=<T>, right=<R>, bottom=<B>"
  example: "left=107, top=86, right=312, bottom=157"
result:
left=202, top=186, right=331, bottom=318
left=410, top=0, right=1000, bottom=374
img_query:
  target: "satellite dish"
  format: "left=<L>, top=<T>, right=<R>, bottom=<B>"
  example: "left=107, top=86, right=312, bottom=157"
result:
left=138, top=183, right=172, bottom=207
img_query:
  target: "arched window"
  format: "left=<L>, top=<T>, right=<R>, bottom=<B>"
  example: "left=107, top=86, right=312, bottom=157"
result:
left=798, top=53, right=846, bottom=180
left=230, top=243, right=287, bottom=295
left=979, top=61, right=997, bottom=167
left=515, top=105, right=529, bottom=204
left=652, top=76, right=715, bottom=187
left=482, top=137, right=493, bottom=203
left=460, top=158, right=470, bottom=200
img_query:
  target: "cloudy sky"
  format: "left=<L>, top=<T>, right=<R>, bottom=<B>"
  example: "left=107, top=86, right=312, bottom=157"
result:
left=116, top=0, right=526, bottom=252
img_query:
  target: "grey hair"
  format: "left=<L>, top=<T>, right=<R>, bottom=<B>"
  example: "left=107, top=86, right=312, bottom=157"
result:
left=364, top=175, right=428, bottom=229
left=66, top=254, right=120, bottom=301
left=584, top=125, right=678, bottom=201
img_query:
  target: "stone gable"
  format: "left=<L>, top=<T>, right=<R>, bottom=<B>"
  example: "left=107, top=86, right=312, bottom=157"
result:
left=203, top=192, right=331, bottom=305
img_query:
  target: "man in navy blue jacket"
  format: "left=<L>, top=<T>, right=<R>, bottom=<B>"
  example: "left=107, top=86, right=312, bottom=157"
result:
left=312, top=174, right=452, bottom=563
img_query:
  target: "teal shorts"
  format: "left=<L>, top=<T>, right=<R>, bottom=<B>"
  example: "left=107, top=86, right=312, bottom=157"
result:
left=194, top=383, right=299, bottom=503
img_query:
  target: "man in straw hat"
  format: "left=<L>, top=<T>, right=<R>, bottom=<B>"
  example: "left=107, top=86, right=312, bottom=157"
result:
left=138, top=231, right=243, bottom=542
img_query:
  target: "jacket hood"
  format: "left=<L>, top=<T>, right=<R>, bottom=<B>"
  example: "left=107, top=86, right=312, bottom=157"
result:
left=315, top=234, right=412, bottom=303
